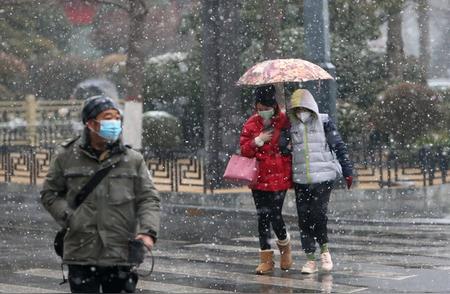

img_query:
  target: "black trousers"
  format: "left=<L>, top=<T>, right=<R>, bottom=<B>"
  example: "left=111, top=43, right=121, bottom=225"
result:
left=68, top=265, right=138, bottom=293
left=252, top=189, right=288, bottom=250
left=294, top=181, right=334, bottom=254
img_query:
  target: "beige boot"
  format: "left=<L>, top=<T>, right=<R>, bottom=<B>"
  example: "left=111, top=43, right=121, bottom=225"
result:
left=255, top=250, right=274, bottom=275
left=277, top=233, right=293, bottom=270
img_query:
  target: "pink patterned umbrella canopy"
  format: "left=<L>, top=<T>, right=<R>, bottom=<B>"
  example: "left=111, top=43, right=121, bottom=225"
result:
left=237, top=58, right=334, bottom=86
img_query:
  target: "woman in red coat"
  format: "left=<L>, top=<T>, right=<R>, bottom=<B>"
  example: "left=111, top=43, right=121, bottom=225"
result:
left=240, top=85, right=293, bottom=275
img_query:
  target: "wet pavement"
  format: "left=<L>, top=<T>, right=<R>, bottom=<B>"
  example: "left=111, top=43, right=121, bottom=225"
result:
left=1, top=185, right=450, bottom=293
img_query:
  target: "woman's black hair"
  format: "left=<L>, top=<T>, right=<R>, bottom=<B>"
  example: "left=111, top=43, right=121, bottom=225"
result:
left=254, top=85, right=277, bottom=107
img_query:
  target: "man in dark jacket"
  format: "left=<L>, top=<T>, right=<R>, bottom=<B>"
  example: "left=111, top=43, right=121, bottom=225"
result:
left=41, top=95, right=160, bottom=293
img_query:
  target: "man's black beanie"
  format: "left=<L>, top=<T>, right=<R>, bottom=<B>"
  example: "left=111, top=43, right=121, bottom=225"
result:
left=254, top=85, right=277, bottom=107
left=82, top=95, right=120, bottom=124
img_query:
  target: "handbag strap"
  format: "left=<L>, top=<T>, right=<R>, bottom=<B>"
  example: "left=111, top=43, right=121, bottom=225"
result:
left=73, top=164, right=115, bottom=208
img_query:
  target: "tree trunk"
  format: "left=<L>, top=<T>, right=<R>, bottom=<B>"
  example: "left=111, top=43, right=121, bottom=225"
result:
left=125, top=1, right=146, bottom=102
left=386, top=2, right=405, bottom=81
left=201, top=0, right=222, bottom=191
left=201, top=0, right=243, bottom=191
left=218, top=0, right=243, bottom=162
left=261, top=0, right=284, bottom=107
left=122, top=0, right=147, bottom=149
left=417, top=0, right=430, bottom=84
left=262, top=0, right=282, bottom=59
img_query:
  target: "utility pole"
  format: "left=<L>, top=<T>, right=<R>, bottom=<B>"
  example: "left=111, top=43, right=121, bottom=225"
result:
left=303, top=0, right=337, bottom=119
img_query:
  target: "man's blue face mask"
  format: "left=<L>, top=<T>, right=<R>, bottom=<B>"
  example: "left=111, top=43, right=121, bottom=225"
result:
left=95, top=119, right=122, bottom=142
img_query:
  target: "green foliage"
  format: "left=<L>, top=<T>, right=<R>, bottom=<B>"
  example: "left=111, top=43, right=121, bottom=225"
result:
left=0, top=84, right=15, bottom=100
left=143, top=52, right=201, bottom=105
left=142, top=50, right=204, bottom=149
left=240, top=26, right=305, bottom=69
left=0, top=52, right=28, bottom=99
left=437, top=98, right=450, bottom=133
left=329, top=0, right=381, bottom=41
left=240, top=0, right=302, bottom=46
left=0, top=2, right=73, bottom=99
left=414, top=132, right=450, bottom=148
left=332, top=41, right=387, bottom=108
left=402, top=56, right=424, bottom=84
left=142, top=111, right=183, bottom=153
left=240, top=0, right=303, bottom=66
left=329, top=0, right=387, bottom=107
left=176, top=0, right=392, bottom=148
left=98, top=53, right=128, bottom=98
left=369, top=82, right=442, bottom=146
left=0, top=3, right=72, bottom=60
left=377, top=0, right=406, bottom=13
left=336, top=101, right=371, bottom=146
left=30, top=56, right=99, bottom=100
left=91, top=6, right=129, bottom=55
left=239, top=0, right=387, bottom=109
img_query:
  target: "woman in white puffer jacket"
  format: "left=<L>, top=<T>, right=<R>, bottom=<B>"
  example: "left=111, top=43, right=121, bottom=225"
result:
left=289, top=89, right=353, bottom=274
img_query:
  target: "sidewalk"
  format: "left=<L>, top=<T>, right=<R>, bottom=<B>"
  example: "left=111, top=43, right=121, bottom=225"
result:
left=2, top=183, right=450, bottom=293
left=162, top=183, right=450, bottom=221
left=2, top=182, right=450, bottom=222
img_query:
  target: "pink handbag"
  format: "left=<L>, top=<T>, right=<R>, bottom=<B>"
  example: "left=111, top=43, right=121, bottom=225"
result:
left=223, top=155, right=259, bottom=184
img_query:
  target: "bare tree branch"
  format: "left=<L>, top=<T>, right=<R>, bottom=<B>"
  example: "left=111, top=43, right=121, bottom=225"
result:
left=136, top=0, right=148, bottom=16
left=1, top=0, right=52, bottom=5
left=88, top=0, right=130, bottom=12
left=87, top=0, right=148, bottom=16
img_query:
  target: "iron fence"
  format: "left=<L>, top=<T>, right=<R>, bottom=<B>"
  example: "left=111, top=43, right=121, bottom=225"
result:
left=350, top=144, right=449, bottom=188
left=0, top=145, right=207, bottom=193
left=0, top=143, right=448, bottom=191
left=0, top=123, right=81, bottom=146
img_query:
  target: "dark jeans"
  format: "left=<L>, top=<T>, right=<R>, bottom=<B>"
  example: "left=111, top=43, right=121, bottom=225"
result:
left=252, top=189, right=288, bottom=250
left=294, top=181, right=334, bottom=254
left=68, top=265, right=138, bottom=293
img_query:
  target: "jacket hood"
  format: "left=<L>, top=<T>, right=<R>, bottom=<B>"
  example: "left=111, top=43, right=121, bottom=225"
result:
left=289, top=89, right=319, bottom=116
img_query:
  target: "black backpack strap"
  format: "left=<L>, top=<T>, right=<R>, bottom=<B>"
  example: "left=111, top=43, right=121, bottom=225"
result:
left=73, top=164, right=114, bottom=208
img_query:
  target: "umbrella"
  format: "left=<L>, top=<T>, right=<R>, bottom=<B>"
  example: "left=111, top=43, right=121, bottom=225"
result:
left=237, top=58, right=333, bottom=86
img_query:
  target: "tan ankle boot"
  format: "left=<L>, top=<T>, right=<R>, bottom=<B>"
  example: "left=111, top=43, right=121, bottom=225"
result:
left=277, top=234, right=293, bottom=270
left=255, top=250, right=274, bottom=275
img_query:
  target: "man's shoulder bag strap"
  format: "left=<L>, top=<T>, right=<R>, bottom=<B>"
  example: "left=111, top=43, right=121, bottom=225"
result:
left=54, top=163, right=115, bottom=259
left=73, top=164, right=115, bottom=208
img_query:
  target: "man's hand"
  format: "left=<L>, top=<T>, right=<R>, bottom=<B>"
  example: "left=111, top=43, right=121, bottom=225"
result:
left=135, top=234, right=154, bottom=250
left=345, top=176, right=353, bottom=189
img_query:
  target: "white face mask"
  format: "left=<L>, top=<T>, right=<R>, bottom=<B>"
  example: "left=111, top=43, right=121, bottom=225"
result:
left=296, top=111, right=311, bottom=122
left=258, top=108, right=275, bottom=120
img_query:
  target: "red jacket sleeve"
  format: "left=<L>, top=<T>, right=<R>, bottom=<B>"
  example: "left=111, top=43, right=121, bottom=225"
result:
left=240, top=119, right=258, bottom=158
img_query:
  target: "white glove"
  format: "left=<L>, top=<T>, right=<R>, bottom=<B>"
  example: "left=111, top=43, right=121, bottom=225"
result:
left=254, top=136, right=265, bottom=147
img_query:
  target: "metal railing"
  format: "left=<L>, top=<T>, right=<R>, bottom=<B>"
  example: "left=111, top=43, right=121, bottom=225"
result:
left=0, top=94, right=448, bottom=191
left=0, top=145, right=207, bottom=193
left=0, top=96, right=84, bottom=146
left=0, top=143, right=448, bottom=192
left=350, top=145, right=449, bottom=188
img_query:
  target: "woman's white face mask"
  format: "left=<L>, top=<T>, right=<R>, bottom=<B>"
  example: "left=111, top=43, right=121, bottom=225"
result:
left=296, top=111, right=311, bottom=122
left=258, top=108, right=275, bottom=120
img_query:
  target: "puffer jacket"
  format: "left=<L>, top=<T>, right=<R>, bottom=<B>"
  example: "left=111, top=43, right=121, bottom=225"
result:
left=240, top=108, right=292, bottom=191
left=290, top=94, right=352, bottom=184
left=41, top=130, right=160, bottom=266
